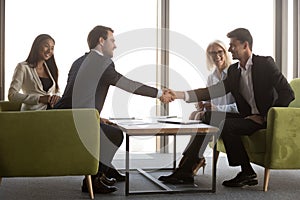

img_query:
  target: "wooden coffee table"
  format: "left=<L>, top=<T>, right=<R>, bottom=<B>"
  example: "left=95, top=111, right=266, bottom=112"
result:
left=114, top=119, right=219, bottom=195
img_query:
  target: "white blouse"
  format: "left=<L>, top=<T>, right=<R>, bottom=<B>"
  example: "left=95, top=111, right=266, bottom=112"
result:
left=204, top=68, right=238, bottom=113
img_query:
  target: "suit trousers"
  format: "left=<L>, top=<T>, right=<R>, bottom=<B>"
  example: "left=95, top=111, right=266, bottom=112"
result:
left=183, top=111, right=241, bottom=163
left=99, top=123, right=124, bottom=172
left=220, top=117, right=265, bottom=166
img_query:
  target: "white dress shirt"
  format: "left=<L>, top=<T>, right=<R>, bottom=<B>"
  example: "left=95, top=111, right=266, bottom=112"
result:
left=238, top=54, right=260, bottom=114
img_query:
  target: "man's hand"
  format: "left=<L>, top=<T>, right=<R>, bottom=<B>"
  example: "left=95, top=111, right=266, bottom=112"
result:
left=245, top=115, right=265, bottom=125
left=100, top=118, right=116, bottom=125
left=160, top=89, right=176, bottom=103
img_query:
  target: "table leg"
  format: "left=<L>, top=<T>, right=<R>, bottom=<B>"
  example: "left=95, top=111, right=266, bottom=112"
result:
left=212, top=133, right=217, bottom=192
left=173, top=135, right=176, bottom=170
left=125, top=134, right=129, bottom=196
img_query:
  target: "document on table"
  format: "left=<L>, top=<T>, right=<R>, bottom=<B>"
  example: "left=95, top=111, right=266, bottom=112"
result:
left=157, top=119, right=202, bottom=125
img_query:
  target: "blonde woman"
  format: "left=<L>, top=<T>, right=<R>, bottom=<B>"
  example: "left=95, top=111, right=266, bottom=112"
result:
left=159, top=40, right=238, bottom=184
left=190, top=40, right=237, bottom=120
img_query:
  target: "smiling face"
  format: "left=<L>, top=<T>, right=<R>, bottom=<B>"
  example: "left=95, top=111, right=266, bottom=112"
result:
left=38, top=39, right=55, bottom=61
left=228, top=38, right=246, bottom=60
left=208, top=44, right=226, bottom=71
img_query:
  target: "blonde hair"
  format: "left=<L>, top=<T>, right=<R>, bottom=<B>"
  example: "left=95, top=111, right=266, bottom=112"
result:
left=206, top=40, right=232, bottom=71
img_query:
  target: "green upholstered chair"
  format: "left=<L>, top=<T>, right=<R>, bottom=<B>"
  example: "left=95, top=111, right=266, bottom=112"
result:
left=0, top=101, right=100, bottom=199
left=0, top=101, right=22, bottom=111
left=214, top=78, right=300, bottom=191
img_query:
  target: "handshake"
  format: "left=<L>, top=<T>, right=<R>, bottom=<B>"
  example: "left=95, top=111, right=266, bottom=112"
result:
left=159, top=89, right=178, bottom=103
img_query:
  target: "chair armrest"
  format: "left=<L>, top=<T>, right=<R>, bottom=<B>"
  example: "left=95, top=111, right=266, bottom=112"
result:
left=0, top=108, right=100, bottom=177
left=265, top=107, right=300, bottom=168
left=0, top=101, right=22, bottom=111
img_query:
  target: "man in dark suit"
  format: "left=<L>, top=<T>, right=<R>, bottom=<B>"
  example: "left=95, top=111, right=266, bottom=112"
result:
left=54, top=25, right=173, bottom=193
left=159, top=28, right=295, bottom=188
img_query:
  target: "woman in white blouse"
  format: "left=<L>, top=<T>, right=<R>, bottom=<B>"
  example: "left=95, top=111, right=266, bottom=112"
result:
left=8, top=34, right=60, bottom=110
left=190, top=40, right=238, bottom=120
left=159, top=40, right=239, bottom=185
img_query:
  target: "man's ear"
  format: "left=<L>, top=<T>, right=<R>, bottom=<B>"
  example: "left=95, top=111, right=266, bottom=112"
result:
left=99, top=37, right=105, bottom=46
left=243, top=41, right=249, bottom=49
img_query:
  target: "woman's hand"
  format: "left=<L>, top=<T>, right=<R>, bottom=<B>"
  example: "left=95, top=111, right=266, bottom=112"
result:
left=49, top=95, right=61, bottom=108
left=203, top=102, right=217, bottom=111
left=195, top=101, right=204, bottom=111
left=39, top=95, right=61, bottom=108
left=39, top=95, right=51, bottom=104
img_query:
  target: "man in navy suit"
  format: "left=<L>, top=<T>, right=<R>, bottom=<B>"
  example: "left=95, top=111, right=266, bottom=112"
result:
left=55, top=25, right=173, bottom=193
left=160, top=28, right=295, bottom=188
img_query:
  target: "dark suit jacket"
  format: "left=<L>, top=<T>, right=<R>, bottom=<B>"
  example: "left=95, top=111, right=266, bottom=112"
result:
left=187, top=54, right=295, bottom=117
left=54, top=51, right=158, bottom=114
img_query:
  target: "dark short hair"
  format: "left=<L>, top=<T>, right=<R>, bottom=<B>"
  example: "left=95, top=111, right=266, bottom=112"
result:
left=87, top=25, right=114, bottom=49
left=227, top=28, right=253, bottom=50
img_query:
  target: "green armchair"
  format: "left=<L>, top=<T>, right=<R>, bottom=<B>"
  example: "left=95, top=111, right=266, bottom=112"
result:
left=215, top=78, right=300, bottom=191
left=0, top=101, right=100, bottom=199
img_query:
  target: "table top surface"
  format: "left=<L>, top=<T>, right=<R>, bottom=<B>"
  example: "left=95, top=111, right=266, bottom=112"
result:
left=111, top=118, right=219, bottom=136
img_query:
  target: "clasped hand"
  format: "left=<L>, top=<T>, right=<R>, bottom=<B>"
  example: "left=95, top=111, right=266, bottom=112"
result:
left=195, top=101, right=216, bottom=111
left=39, top=95, right=61, bottom=108
left=160, top=89, right=176, bottom=103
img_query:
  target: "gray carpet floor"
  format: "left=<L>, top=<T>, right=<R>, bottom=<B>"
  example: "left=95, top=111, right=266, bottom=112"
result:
left=0, top=154, right=299, bottom=200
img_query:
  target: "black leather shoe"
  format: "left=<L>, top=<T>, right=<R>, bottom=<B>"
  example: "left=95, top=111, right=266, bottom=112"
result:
left=158, top=169, right=194, bottom=184
left=222, top=172, right=258, bottom=187
left=100, top=173, right=116, bottom=186
left=82, top=177, right=118, bottom=194
left=106, top=167, right=125, bottom=182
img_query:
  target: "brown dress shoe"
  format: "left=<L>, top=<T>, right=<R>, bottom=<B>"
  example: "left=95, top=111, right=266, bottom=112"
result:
left=82, top=177, right=117, bottom=194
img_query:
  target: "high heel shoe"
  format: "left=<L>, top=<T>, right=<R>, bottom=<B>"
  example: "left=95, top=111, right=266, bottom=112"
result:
left=192, top=157, right=206, bottom=176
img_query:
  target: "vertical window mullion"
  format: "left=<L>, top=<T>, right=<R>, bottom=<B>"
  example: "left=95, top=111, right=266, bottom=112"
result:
left=294, top=0, right=300, bottom=78
left=156, top=0, right=170, bottom=153
left=275, top=0, right=288, bottom=76
left=0, top=0, right=5, bottom=100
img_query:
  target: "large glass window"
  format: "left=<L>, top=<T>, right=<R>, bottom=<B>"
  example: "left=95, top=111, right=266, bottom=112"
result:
left=168, top=0, right=274, bottom=152
left=169, top=0, right=274, bottom=118
left=5, top=0, right=157, bottom=153
left=4, top=0, right=279, bottom=155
